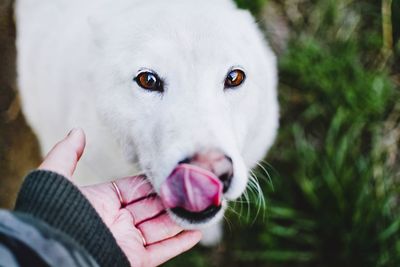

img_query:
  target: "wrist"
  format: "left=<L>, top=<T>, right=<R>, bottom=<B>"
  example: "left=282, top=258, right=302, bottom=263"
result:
left=14, top=170, right=130, bottom=267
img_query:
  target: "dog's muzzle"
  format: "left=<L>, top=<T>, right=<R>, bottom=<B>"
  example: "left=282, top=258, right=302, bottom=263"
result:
left=160, top=149, right=233, bottom=223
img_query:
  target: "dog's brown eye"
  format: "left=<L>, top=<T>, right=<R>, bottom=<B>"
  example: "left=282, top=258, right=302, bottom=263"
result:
left=135, top=71, right=164, bottom=92
left=225, top=69, right=246, bottom=89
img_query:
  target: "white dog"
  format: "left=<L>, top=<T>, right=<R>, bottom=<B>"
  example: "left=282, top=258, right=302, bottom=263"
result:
left=16, top=0, right=279, bottom=244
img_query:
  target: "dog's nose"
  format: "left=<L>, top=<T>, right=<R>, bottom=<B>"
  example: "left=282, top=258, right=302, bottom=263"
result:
left=179, top=149, right=234, bottom=192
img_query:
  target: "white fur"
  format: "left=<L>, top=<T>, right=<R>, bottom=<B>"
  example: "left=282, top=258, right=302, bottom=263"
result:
left=16, top=0, right=279, bottom=237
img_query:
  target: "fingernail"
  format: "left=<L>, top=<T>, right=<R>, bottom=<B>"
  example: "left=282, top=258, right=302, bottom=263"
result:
left=67, top=128, right=75, bottom=137
left=67, top=128, right=79, bottom=137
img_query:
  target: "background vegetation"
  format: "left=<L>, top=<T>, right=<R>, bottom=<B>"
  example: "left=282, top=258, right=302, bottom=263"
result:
left=166, top=0, right=400, bottom=266
left=0, top=0, right=398, bottom=266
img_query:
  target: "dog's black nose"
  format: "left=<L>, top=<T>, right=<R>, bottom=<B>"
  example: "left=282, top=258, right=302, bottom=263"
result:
left=180, top=149, right=234, bottom=193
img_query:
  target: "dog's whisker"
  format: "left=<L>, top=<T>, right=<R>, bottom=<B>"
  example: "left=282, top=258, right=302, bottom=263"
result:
left=248, top=173, right=262, bottom=221
left=252, top=162, right=273, bottom=220
left=130, top=179, right=153, bottom=197
left=248, top=171, right=261, bottom=197
left=242, top=182, right=254, bottom=206
left=251, top=171, right=266, bottom=207
left=256, top=162, right=274, bottom=191
left=230, top=200, right=251, bottom=204
left=243, top=177, right=257, bottom=222
left=227, top=205, right=242, bottom=219
left=257, top=161, right=274, bottom=193
left=247, top=169, right=267, bottom=223
left=223, top=212, right=233, bottom=232
left=231, top=199, right=247, bottom=215
left=240, top=186, right=251, bottom=222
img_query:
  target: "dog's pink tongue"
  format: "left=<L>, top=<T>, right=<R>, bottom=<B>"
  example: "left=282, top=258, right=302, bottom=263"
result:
left=160, top=164, right=223, bottom=213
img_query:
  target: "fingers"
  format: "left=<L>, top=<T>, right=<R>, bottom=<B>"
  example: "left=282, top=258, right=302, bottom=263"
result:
left=111, top=209, right=148, bottom=249
left=137, top=213, right=183, bottom=245
left=124, top=195, right=165, bottom=225
left=146, top=230, right=202, bottom=266
left=39, top=128, right=86, bottom=179
left=106, top=177, right=201, bottom=267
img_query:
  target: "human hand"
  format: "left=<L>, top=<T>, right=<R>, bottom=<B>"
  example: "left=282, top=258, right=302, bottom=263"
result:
left=38, top=128, right=202, bottom=266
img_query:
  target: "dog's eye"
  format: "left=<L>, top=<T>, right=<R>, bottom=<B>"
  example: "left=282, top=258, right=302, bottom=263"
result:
left=224, top=69, right=246, bottom=89
left=135, top=71, right=164, bottom=92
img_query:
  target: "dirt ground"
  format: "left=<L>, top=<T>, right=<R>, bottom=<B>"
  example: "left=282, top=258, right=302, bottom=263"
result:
left=0, top=0, right=41, bottom=209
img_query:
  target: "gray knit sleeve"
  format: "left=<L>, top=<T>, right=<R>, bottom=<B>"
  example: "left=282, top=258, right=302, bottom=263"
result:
left=14, top=170, right=130, bottom=267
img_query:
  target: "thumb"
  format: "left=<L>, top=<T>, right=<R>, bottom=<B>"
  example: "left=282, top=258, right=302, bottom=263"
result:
left=38, top=128, right=86, bottom=180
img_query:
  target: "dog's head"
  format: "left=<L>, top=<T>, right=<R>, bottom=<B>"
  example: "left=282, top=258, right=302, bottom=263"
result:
left=92, top=0, right=279, bottom=228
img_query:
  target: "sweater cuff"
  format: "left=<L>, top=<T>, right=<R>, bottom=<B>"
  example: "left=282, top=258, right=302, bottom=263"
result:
left=14, top=170, right=130, bottom=267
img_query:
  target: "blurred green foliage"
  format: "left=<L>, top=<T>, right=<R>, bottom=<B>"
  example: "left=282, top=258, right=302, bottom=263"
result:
left=234, top=0, right=268, bottom=15
left=166, top=0, right=400, bottom=266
